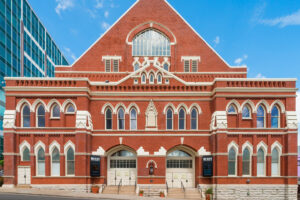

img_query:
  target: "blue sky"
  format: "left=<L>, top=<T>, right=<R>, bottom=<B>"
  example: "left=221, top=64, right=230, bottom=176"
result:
left=29, top=0, right=300, bottom=140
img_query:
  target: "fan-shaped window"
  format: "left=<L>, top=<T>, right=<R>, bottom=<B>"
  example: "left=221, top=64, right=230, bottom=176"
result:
left=51, top=147, right=60, bottom=176
left=66, top=147, right=75, bottom=175
left=257, top=148, right=265, bottom=176
left=22, top=105, right=30, bottom=127
left=51, top=104, right=60, bottom=118
left=111, top=150, right=135, bottom=157
left=271, top=148, right=280, bottom=176
left=141, top=73, right=146, bottom=84
left=163, top=63, right=169, bottom=71
left=134, top=63, right=139, bottom=71
left=271, top=106, right=280, bottom=128
left=178, top=108, right=185, bottom=130
left=132, top=29, right=170, bottom=56
left=118, top=108, right=125, bottom=130
left=242, top=105, right=251, bottom=119
left=167, top=150, right=192, bottom=168
left=227, top=104, right=237, bottom=114
left=110, top=150, right=136, bottom=168
left=157, top=74, right=162, bottom=84
left=242, top=148, right=250, bottom=175
left=191, top=108, right=198, bottom=130
left=37, top=147, right=45, bottom=176
left=22, top=147, right=30, bottom=161
left=37, top=105, right=45, bottom=127
left=257, top=105, right=265, bottom=128
left=130, top=108, right=137, bottom=130
left=66, top=104, right=75, bottom=113
left=106, top=108, right=112, bottom=130
left=228, top=147, right=237, bottom=175
left=167, top=150, right=191, bottom=157
left=166, top=108, right=173, bottom=130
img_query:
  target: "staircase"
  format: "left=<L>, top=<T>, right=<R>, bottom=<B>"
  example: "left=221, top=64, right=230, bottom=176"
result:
left=102, top=185, right=136, bottom=196
left=185, top=188, right=202, bottom=199
left=102, top=186, right=118, bottom=194
left=167, top=188, right=202, bottom=199
left=167, top=188, right=185, bottom=199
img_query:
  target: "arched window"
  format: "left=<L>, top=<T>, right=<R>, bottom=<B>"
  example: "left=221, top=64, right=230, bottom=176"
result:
left=130, top=108, right=137, bottom=130
left=242, top=148, right=251, bottom=175
left=167, top=150, right=192, bottom=168
left=66, top=104, right=75, bottom=113
left=51, top=104, right=60, bottom=118
left=166, top=108, right=173, bottom=130
left=37, top=147, right=45, bottom=176
left=118, top=108, right=125, bottom=130
left=105, top=108, right=112, bottom=130
left=141, top=73, right=146, bottom=84
left=132, top=29, right=170, bottom=56
left=257, top=105, right=265, bottom=128
left=110, top=150, right=136, bottom=168
left=190, top=108, right=198, bottom=130
left=134, top=63, right=139, bottom=71
left=22, top=147, right=30, bottom=161
left=37, top=105, right=45, bottom=127
left=66, top=147, right=75, bottom=175
left=157, top=74, right=162, bottom=84
left=227, top=104, right=237, bottom=114
left=242, top=105, right=251, bottom=119
left=149, top=73, right=154, bottom=84
left=178, top=108, right=185, bottom=130
left=228, top=147, right=236, bottom=175
left=22, top=105, right=30, bottom=127
left=271, top=148, right=280, bottom=176
left=163, top=63, right=169, bottom=71
left=257, top=148, right=265, bottom=176
left=51, top=147, right=60, bottom=176
left=271, top=106, right=280, bottom=128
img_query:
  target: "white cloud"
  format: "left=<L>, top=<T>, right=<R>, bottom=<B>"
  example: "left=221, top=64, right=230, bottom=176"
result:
left=63, top=47, right=76, bottom=61
left=55, top=0, right=74, bottom=15
left=86, top=9, right=97, bottom=19
left=214, top=36, right=220, bottom=45
left=95, top=0, right=104, bottom=9
left=104, top=11, right=109, bottom=18
left=251, top=2, right=267, bottom=23
left=255, top=73, right=266, bottom=78
left=234, top=54, right=248, bottom=65
left=101, top=22, right=110, bottom=30
left=260, top=9, right=300, bottom=28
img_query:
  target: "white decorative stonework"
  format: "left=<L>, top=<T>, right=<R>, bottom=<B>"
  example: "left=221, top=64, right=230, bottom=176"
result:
left=181, top=137, right=184, bottom=144
left=145, top=100, right=158, bottom=130
left=119, top=137, right=123, bottom=144
left=76, top=111, right=93, bottom=130
left=92, top=146, right=105, bottom=156
left=154, top=147, right=167, bottom=156
left=3, top=110, right=16, bottom=128
left=210, top=111, right=227, bottom=130
left=197, top=147, right=211, bottom=156
left=286, top=111, right=298, bottom=129
left=137, top=146, right=149, bottom=156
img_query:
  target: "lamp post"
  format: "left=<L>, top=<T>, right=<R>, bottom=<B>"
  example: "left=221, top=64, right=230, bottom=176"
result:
left=246, top=179, right=250, bottom=196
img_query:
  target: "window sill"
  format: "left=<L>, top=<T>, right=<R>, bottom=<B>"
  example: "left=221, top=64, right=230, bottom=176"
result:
left=228, top=113, right=237, bottom=115
left=50, top=117, right=60, bottom=120
left=242, top=118, right=252, bottom=120
left=65, top=113, right=75, bottom=115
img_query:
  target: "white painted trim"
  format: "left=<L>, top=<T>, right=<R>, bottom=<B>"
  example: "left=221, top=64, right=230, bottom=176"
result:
left=181, top=56, right=201, bottom=61
left=47, top=99, right=63, bottom=112
left=241, top=141, right=253, bottom=176
left=21, top=103, right=31, bottom=128
left=62, top=99, right=77, bottom=113
left=176, top=103, right=189, bottom=114
left=228, top=141, right=238, bottom=176
left=114, top=103, right=127, bottom=114
left=101, top=103, right=114, bottom=114
left=177, top=107, right=186, bottom=130
left=64, top=140, right=75, bottom=176
left=35, top=141, right=46, bottom=176
left=188, top=103, right=202, bottom=115
left=16, top=99, right=32, bottom=112
left=117, top=107, right=125, bottom=130
left=32, top=99, right=48, bottom=112
left=165, top=107, right=173, bottom=130
left=102, top=56, right=122, bottom=61
left=129, top=107, right=138, bottom=131
left=19, top=140, right=30, bottom=161
left=239, top=100, right=255, bottom=114
left=270, top=100, right=285, bottom=113
left=256, top=104, right=266, bottom=128
left=255, top=100, right=270, bottom=113
left=256, top=141, right=267, bottom=177
left=163, top=103, right=177, bottom=114
left=271, top=141, right=282, bottom=176
left=49, top=140, right=61, bottom=177
left=125, top=103, right=141, bottom=115
left=226, top=100, right=240, bottom=114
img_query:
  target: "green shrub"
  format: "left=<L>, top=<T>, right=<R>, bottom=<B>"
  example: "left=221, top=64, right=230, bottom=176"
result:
left=0, top=160, right=3, bottom=166
left=0, top=177, right=3, bottom=187
left=205, top=188, right=213, bottom=195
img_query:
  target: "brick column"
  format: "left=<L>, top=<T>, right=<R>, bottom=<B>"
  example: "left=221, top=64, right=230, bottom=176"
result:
left=30, top=112, right=35, bottom=127
left=186, top=114, right=190, bottom=130
left=3, top=131, right=17, bottom=185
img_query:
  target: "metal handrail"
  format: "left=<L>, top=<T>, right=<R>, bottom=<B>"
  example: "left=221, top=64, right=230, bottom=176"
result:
left=117, top=179, right=122, bottom=194
left=101, top=184, right=106, bottom=193
left=134, top=179, right=137, bottom=193
left=166, top=181, right=169, bottom=194
left=181, top=181, right=185, bottom=198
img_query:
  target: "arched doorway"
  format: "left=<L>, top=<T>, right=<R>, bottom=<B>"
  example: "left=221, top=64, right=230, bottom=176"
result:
left=107, top=149, right=137, bottom=186
left=166, top=148, right=195, bottom=188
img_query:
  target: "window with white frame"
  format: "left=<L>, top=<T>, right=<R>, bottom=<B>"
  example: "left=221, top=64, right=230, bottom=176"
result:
left=257, top=105, right=265, bottom=128
left=22, top=105, right=30, bottom=127
left=271, top=148, right=280, bottom=176
left=191, top=60, right=198, bottom=72
left=178, top=108, right=185, bottom=130
left=157, top=73, right=162, bottom=84
left=113, top=59, right=119, bottom=72
left=118, top=108, right=125, bottom=130
left=228, top=147, right=237, bottom=175
left=141, top=73, right=146, bottom=84
left=66, top=147, right=75, bottom=175
left=22, top=146, right=30, bottom=161
left=271, top=106, right=280, bottom=128
left=184, top=60, right=190, bottom=72
left=37, top=105, right=45, bottom=127
left=166, top=108, right=173, bottom=130
left=190, top=108, right=198, bottom=130
left=66, top=104, right=75, bottom=114
left=166, top=150, right=193, bottom=169
left=134, top=63, right=140, bottom=71
left=242, top=148, right=251, bottom=175
left=163, top=63, right=169, bottom=71
left=37, top=147, right=45, bottom=176
left=106, top=108, right=112, bottom=130
left=51, top=147, right=60, bottom=176
left=227, top=104, right=237, bottom=114
left=105, top=59, right=111, bottom=72
left=149, top=73, right=154, bottom=84
left=130, top=108, right=137, bottom=130
left=242, top=105, right=251, bottom=119
left=257, top=148, right=265, bottom=176
left=51, top=104, right=60, bottom=118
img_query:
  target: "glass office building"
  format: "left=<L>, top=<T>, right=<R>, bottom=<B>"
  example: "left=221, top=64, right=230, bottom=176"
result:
left=0, top=0, right=69, bottom=158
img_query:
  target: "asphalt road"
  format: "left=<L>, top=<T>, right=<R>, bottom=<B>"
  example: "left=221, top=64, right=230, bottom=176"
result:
left=0, top=193, right=114, bottom=200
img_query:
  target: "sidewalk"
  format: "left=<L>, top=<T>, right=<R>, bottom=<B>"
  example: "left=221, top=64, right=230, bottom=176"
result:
left=0, top=188, right=182, bottom=200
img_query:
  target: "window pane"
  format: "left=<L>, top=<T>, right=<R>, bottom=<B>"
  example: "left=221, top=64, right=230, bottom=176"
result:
left=271, top=163, right=279, bottom=176
left=52, top=162, right=60, bottom=176
left=23, top=147, right=30, bottom=161
left=38, top=148, right=45, bottom=161
left=67, top=161, right=74, bottom=175
left=106, top=109, right=112, bottom=129
left=257, top=148, right=265, bottom=176
left=179, top=109, right=185, bottom=130
left=242, top=148, right=250, bottom=175
left=242, top=106, right=250, bottom=118
left=67, top=148, right=74, bottom=160
left=38, top=162, right=45, bottom=176
left=272, top=148, right=279, bottom=163
left=130, top=109, right=137, bottom=130
left=271, top=106, right=279, bottom=116
left=37, top=105, right=45, bottom=127
left=257, top=117, right=264, bottom=128
left=228, top=148, right=236, bottom=175
left=23, top=116, right=30, bottom=127
left=228, top=105, right=236, bottom=113
left=52, top=105, right=60, bottom=117
left=67, top=105, right=75, bottom=113
left=52, top=148, right=60, bottom=161
left=271, top=106, right=279, bottom=128
left=191, top=119, right=197, bottom=130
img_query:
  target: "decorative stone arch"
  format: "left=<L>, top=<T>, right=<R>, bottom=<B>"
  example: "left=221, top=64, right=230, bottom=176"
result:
left=64, top=140, right=75, bottom=154
left=228, top=141, right=239, bottom=153
left=239, top=100, right=255, bottom=113
left=163, top=103, right=177, bottom=114
left=34, top=140, right=46, bottom=155
left=114, top=103, right=126, bottom=115
left=19, top=140, right=30, bottom=160
left=105, top=144, right=137, bottom=157
left=49, top=140, right=61, bottom=154
left=271, top=141, right=282, bottom=156
left=32, top=99, right=48, bottom=112
left=176, top=103, right=189, bottom=114
left=132, top=57, right=142, bottom=70
left=257, top=141, right=268, bottom=154
left=270, top=100, right=285, bottom=113
left=255, top=100, right=270, bottom=113
left=62, top=99, right=77, bottom=113
left=101, top=103, right=114, bottom=114
left=147, top=69, right=156, bottom=79
left=188, top=103, right=202, bottom=115
left=167, top=144, right=197, bottom=157
left=226, top=100, right=240, bottom=114
left=146, top=160, right=158, bottom=168
left=242, top=141, right=253, bottom=154
left=47, top=99, right=63, bottom=112
left=16, top=99, right=32, bottom=112
left=161, top=57, right=170, bottom=70
left=125, top=103, right=141, bottom=115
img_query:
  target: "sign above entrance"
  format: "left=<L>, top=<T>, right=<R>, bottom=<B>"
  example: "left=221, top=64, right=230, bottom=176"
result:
left=202, top=156, right=213, bottom=177
left=90, top=155, right=101, bottom=177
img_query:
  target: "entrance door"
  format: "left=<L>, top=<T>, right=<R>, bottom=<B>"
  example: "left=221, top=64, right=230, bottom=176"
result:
left=18, top=166, right=31, bottom=185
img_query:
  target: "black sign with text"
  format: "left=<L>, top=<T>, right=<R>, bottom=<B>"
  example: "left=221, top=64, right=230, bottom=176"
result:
left=202, top=155, right=213, bottom=177
left=90, top=155, right=101, bottom=177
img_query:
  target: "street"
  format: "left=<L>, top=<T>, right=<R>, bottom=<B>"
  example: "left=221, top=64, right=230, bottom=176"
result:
left=0, top=193, right=114, bottom=200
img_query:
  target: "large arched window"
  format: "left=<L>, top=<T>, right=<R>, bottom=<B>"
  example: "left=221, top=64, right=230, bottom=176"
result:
left=228, top=147, right=237, bottom=175
left=110, top=150, right=136, bottom=168
left=118, top=108, right=125, bottom=130
left=257, top=148, right=265, bottom=176
left=22, top=147, right=30, bottom=161
left=130, top=108, right=137, bottom=130
left=242, top=148, right=251, bottom=175
left=271, top=148, right=280, bottom=176
left=51, top=147, right=60, bottom=176
left=37, top=147, right=45, bottom=176
left=132, top=29, right=170, bottom=56
left=257, top=105, right=265, bottom=128
left=22, top=105, right=30, bottom=127
left=66, top=147, right=75, bottom=176
left=242, top=105, right=251, bottom=119
left=166, top=108, right=173, bottom=130
left=271, top=106, right=280, bottom=128
left=105, top=108, right=112, bottom=130
left=66, top=104, right=75, bottom=114
left=178, top=108, right=185, bottom=130
left=190, top=108, right=198, bottom=130
left=36, top=105, right=45, bottom=127
left=227, top=104, right=237, bottom=114
left=51, top=104, right=60, bottom=118
left=166, top=150, right=192, bottom=168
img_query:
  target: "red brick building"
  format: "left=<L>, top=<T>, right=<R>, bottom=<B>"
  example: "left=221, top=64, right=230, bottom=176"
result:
left=3, top=0, right=298, bottom=199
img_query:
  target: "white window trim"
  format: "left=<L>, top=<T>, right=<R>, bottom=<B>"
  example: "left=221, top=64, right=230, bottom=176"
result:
left=228, top=141, right=238, bottom=176
left=149, top=73, right=155, bottom=84
left=36, top=104, right=46, bottom=128
left=50, top=104, right=60, bottom=119
left=178, top=108, right=186, bottom=130
left=64, top=141, right=75, bottom=177
left=157, top=74, right=162, bottom=84
left=190, top=108, right=198, bottom=130
left=256, top=105, right=266, bottom=128
left=241, top=141, right=253, bottom=176
left=19, top=140, right=31, bottom=161
left=166, top=108, right=173, bottom=130
left=65, top=104, right=76, bottom=114
left=271, top=105, right=280, bottom=128
left=102, top=56, right=122, bottom=61
left=165, top=79, right=169, bottom=84
left=49, top=141, right=61, bottom=177
left=21, top=104, right=31, bottom=128
left=242, top=105, right=252, bottom=119
left=130, top=108, right=137, bottom=130
left=227, top=104, right=238, bottom=115
left=105, top=108, right=113, bottom=130
left=256, top=141, right=267, bottom=177
left=35, top=141, right=46, bottom=177
left=271, top=141, right=282, bottom=177
left=141, top=73, right=146, bottom=84
left=117, top=108, right=125, bottom=130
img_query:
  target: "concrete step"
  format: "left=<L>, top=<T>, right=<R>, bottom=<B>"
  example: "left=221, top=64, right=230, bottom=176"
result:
left=16, top=185, right=32, bottom=189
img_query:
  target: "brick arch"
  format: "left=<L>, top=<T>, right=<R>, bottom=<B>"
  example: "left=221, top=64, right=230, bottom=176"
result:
left=166, top=144, right=197, bottom=157
left=105, top=144, right=137, bottom=157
